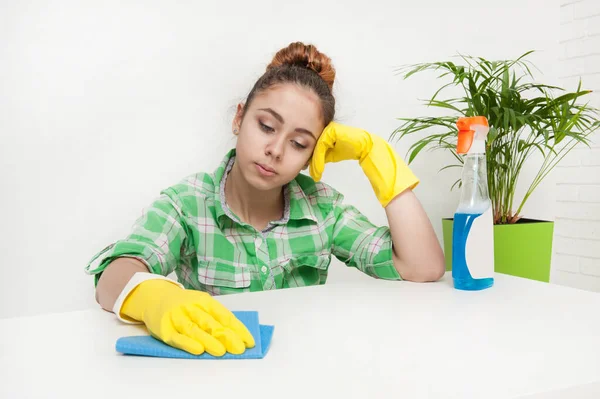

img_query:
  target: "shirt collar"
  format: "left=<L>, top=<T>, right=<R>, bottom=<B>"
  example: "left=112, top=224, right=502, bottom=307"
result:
left=283, top=177, right=319, bottom=223
left=213, top=149, right=317, bottom=230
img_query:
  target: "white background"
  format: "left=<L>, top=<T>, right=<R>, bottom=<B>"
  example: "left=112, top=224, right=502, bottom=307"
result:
left=3, top=0, right=594, bottom=319
left=552, top=0, right=600, bottom=291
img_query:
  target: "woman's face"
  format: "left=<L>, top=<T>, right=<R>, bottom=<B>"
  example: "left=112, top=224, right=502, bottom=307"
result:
left=232, top=83, right=325, bottom=191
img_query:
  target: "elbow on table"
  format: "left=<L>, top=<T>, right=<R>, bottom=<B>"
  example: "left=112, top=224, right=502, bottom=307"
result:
left=395, top=255, right=446, bottom=283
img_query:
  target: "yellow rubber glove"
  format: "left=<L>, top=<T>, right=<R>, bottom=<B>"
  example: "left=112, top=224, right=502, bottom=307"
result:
left=121, top=279, right=255, bottom=356
left=309, top=122, right=419, bottom=207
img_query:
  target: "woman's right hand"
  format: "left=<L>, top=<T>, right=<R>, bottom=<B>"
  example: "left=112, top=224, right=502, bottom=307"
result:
left=121, top=279, right=255, bottom=356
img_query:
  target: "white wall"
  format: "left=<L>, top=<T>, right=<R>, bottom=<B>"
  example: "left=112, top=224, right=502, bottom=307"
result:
left=0, top=0, right=561, bottom=318
left=551, top=0, right=600, bottom=291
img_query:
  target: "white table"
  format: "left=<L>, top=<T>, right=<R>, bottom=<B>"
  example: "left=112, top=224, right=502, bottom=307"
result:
left=1, top=273, right=600, bottom=399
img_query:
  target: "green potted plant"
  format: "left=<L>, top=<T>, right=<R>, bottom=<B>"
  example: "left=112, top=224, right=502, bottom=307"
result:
left=391, top=51, right=600, bottom=282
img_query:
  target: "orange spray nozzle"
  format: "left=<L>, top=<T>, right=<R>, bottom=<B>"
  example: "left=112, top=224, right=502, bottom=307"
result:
left=456, top=116, right=489, bottom=154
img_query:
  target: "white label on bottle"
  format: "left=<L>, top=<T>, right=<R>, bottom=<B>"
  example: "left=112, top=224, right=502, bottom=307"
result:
left=465, top=206, right=495, bottom=279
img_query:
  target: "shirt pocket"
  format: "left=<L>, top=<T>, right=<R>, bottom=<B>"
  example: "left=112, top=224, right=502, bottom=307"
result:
left=195, top=259, right=252, bottom=296
left=278, top=254, right=331, bottom=288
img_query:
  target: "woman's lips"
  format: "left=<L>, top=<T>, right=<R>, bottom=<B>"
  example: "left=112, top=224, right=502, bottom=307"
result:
left=255, top=163, right=276, bottom=177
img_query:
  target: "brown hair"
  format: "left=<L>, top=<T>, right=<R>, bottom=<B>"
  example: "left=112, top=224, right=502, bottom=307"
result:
left=242, top=42, right=336, bottom=125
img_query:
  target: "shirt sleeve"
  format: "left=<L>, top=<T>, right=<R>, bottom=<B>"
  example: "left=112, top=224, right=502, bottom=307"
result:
left=84, top=191, right=192, bottom=286
left=331, top=201, right=402, bottom=281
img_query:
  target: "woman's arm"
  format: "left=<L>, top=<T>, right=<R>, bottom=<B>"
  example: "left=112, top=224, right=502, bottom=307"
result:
left=96, top=257, right=149, bottom=311
left=309, top=122, right=446, bottom=281
left=385, top=188, right=445, bottom=282
left=85, top=192, right=191, bottom=314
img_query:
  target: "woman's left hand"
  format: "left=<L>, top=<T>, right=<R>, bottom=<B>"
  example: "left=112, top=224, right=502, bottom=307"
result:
left=310, top=122, right=419, bottom=207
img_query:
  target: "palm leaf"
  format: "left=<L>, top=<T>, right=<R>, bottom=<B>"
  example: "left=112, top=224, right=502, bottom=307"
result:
left=391, top=50, right=600, bottom=224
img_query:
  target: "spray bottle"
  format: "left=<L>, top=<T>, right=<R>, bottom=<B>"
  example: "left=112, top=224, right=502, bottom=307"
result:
left=452, top=116, right=495, bottom=290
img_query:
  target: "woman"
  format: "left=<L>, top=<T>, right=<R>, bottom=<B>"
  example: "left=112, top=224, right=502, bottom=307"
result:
left=85, top=41, right=445, bottom=357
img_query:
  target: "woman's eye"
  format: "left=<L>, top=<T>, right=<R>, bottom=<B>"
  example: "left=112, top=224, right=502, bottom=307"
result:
left=292, top=141, right=307, bottom=149
left=259, top=122, right=274, bottom=133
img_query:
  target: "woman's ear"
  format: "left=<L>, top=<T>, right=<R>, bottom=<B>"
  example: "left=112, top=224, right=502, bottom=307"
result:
left=232, top=102, right=245, bottom=135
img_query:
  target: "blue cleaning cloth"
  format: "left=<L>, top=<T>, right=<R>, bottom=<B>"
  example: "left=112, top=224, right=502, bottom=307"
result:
left=115, top=311, right=274, bottom=359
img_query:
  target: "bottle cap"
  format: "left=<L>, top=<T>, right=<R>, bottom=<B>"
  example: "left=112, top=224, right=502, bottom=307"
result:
left=456, top=116, right=489, bottom=154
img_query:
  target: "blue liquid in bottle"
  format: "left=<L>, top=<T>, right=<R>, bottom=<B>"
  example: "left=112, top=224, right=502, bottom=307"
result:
left=452, top=212, right=494, bottom=291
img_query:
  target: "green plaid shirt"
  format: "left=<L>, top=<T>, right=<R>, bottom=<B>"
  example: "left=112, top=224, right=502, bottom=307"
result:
left=85, top=149, right=401, bottom=295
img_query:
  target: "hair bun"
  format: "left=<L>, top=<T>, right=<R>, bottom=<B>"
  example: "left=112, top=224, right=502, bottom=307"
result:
left=267, top=42, right=335, bottom=91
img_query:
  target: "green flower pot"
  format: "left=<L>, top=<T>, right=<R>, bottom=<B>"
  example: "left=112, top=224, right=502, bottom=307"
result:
left=442, top=218, right=554, bottom=283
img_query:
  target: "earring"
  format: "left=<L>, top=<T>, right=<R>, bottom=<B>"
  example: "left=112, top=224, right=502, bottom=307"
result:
left=233, top=128, right=239, bottom=135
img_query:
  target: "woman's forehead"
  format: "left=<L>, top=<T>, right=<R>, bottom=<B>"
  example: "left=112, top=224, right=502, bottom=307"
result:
left=250, top=84, right=323, bottom=122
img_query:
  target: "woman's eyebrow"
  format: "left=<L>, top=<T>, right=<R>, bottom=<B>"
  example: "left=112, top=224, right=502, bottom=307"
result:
left=258, top=108, right=315, bottom=139
left=258, top=108, right=284, bottom=123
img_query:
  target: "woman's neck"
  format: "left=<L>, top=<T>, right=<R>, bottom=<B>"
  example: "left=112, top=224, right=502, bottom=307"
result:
left=224, top=161, right=284, bottom=231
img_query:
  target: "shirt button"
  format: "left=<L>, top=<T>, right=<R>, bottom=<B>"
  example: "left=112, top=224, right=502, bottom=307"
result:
left=261, top=266, right=268, bottom=274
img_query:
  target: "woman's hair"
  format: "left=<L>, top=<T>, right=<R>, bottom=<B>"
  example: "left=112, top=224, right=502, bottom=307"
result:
left=242, top=42, right=336, bottom=125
